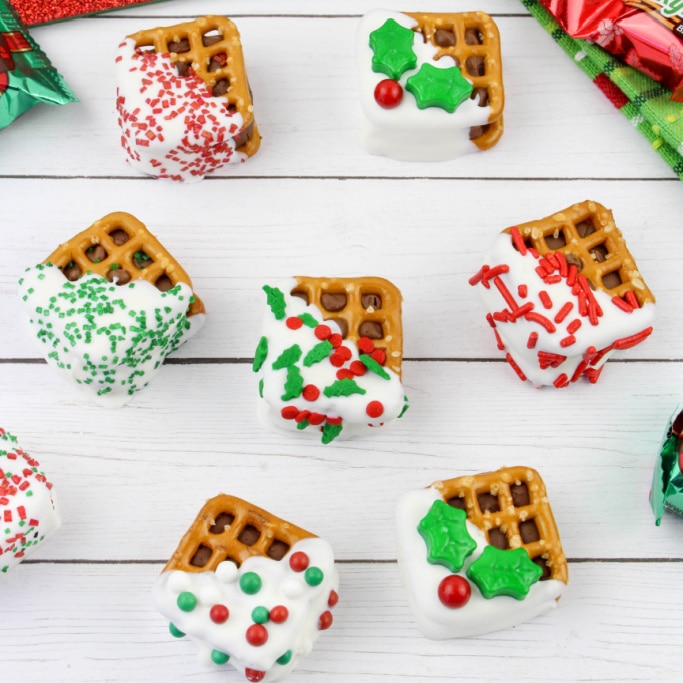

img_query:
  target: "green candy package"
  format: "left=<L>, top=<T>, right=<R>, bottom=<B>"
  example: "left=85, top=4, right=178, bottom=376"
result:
left=650, top=408, right=683, bottom=525
left=0, top=0, right=76, bottom=130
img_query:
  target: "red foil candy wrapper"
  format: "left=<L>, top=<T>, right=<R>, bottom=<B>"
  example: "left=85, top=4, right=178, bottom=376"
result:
left=542, top=0, right=683, bottom=101
left=11, top=0, right=168, bottom=26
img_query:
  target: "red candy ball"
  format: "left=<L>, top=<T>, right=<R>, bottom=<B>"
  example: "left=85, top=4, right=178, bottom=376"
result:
left=209, top=604, right=229, bottom=623
left=302, top=384, right=320, bottom=401
left=328, top=589, right=339, bottom=607
left=269, top=605, right=289, bottom=623
left=246, top=623, right=268, bottom=646
left=374, top=79, right=403, bottom=108
left=289, top=551, right=310, bottom=572
left=318, top=610, right=334, bottom=630
left=286, top=317, right=303, bottom=330
left=245, top=669, right=266, bottom=682
left=366, top=401, right=384, bottom=418
left=437, top=575, right=471, bottom=609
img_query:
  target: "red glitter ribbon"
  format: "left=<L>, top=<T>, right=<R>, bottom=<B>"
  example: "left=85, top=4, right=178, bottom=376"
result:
left=11, top=0, right=169, bottom=26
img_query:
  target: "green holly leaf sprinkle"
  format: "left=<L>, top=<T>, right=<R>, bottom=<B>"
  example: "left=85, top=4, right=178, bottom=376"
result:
left=263, top=285, right=287, bottom=320
left=369, top=18, right=417, bottom=80
left=466, top=546, right=543, bottom=600
left=253, top=336, right=268, bottom=372
left=398, top=396, right=409, bottom=418
left=272, top=344, right=302, bottom=370
left=323, top=378, right=366, bottom=398
left=405, top=63, right=473, bottom=113
left=303, top=340, right=333, bottom=367
left=360, top=353, right=390, bottom=380
left=282, top=365, right=304, bottom=401
left=298, top=312, right=319, bottom=328
left=321, top=423, right=343, bottom=444
left=417, top=500, right=476, bottom=572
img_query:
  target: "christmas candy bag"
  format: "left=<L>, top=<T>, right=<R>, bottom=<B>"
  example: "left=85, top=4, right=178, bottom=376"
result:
left=651, top=408, right=683, bottom=525
left=0, top=0, right=76, bottom=130
left=12, top=0, right=169, bottom=26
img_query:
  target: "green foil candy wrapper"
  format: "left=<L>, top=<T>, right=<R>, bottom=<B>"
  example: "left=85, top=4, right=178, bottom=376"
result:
left=650, top=408, right=683, bottom=525
left=0, top=0, right=76, bottom=130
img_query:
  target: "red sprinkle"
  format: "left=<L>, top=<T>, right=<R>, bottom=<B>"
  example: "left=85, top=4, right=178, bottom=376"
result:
left=358, top=337, right=375, bottom=354
left=505, top=353, right=527, bottom=381
left=289, top=552, right=310, bottom=572
left=328, top=589, right=339, bottom=607
left=246, top=624, right=268, bottom=647
left=308, top=413, right=325, bottom=426
left=554, top=301, right=574, bottom=324
left=370, top=349, right=386, bottom=366
left=560, top=335, right=577, bottom=347
left=539, top=290, right=553, bottom=309
left=611, top=296, right=633, bottom=313
left=349, top=360, right=367, bottom=376
left=245, top=669, right=266, bottom=682
left=302, top=385, right=320, bottom=401
left=366, top=401, right=384, bottom=418
left=210, top=604, right=229, bottom=624
left=318, top=611, right=334, bottom=630
left=281, top=406, right=299, bottom=420
left=517, top=284, right=528, bottom=298
left=315, top=325, right=332, bottom=340
left=524, top=311, right=556, bottom=333
left=269, top=605, right=289, bottom=623
left=553, top=373, right=570, bottom=388
left=509, top=227, right=527, bottom=255
left=527, top=332, right=538, bottom=349
left=286, top=317, right=303, bottom=330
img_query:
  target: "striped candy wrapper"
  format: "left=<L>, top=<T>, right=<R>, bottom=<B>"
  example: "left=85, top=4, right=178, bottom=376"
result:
left=521, top=0, right=683, bottom=181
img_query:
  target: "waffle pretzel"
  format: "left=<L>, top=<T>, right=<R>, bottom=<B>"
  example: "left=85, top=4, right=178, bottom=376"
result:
left=164, top=495, right=316, bottom=573
left=128, top=15, right=260, bottom=157
left=290, top=276, right=403, bottom=378
left=432, top=466, right=568, bottom=585
left=405, top=11, right=504, bottom=150
left=45, top=211, right=204, bottom=317
left=506, top=200, right=655, bottom=308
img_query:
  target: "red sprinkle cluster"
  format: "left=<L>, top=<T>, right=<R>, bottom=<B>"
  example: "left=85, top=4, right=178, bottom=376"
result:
left=469, top=229, right=653, bottom=386
left=116, top=42, right=244, bottom=180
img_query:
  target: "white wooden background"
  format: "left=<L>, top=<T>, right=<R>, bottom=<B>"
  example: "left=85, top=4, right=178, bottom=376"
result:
left=2, top=0, right=683, bottom=680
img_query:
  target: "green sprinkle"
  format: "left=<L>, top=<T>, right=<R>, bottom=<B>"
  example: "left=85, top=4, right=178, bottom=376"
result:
left=211, top=650, right=230, bottom=665
left=253, top=336, right=269, bottom=372
left=304, top=566, right=324, bottom=586
left=321, top=422, right=343, bottom=444
left=263, top=285, right=287, bottom=320
left=240, top=572, right=262, bottom=595
left=323, top=378, right=366, bottom=398
left=303, top=340, right=333, bottom=367
left=360, top=353, right=390, bottom=380
left=277, top=650, right=293, bottom=666
left=169, top=623, right=185, bottom=638
left=176, top=591, right=198, bottom=612
left=281, top=365, right=304, bottom=401
left=251, top=606, right=270, bottom=624
left=298, top=312, right=319, bottom=328
left=272, top=344, right=302, bottom=370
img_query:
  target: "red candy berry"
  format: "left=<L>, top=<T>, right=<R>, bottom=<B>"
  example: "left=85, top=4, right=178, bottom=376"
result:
left=246, top=623, right=268, bottom=646
left=358, top=337, right=375, bottom=354
left=281, top=406, right=298, bottom=420
left=302, top=384, right=320, bottom=401
left=289, top=551, right=310, bottom=572
left=438, top=575, right=471, bottom=609
left=245, top=669, right=266, bottom=682
left=328, top=333, right=343, bottom=348
left=269, top=605, right=289, bottom=623
left=286, top=317, right=303, bottom=330
left=374, top=79, right=403, bottom=108
left=210, top=604, right=229, bottom=623
left=328, top=589, right=339, bottom=607
left=314, top=325, right=331, bottom=340
left=308, top=412, right=325, bottom=426
left=349, top=360, right=366, bottom=376
left=329, top=352, right=345, bottom=367
left=318, top=610, right=334, bottom=630
left=295, top=410, right=310, bottom=423
left=336, top=369, right=354, bottom=381
left=366, top=401, right=384, bottom=418
left=370, top=349, right=386, bottom=365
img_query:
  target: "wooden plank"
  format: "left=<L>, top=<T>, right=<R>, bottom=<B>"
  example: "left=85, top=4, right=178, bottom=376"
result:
left=0, top=362, right=679, bottom=561
left=2, top=178, right=680, bottom=359
left=0, top=560, right=680, bottom=681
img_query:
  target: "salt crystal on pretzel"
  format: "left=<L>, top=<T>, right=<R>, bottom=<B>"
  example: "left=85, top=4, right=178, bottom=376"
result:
left=1, top=429, right=59, bottom=575
left=397, top=467, right=567, bottom=638
left=152, top=495, right=339, bottom=682
left=115, top=15, right=260, bottom=182
left=470, top=200, right=655, bottom=387
left=253, top=277, right=409, bottom=444
left=356, top=9, right=504, bottom=161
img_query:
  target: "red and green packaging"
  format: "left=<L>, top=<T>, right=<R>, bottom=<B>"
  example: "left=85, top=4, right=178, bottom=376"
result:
left=11, top=0, right=169, bottom=26
left=650, top=408, right=683, bottom=524
left=0, top=0, right=76, bottom=129
left=541, top=0, right=683, bottom=101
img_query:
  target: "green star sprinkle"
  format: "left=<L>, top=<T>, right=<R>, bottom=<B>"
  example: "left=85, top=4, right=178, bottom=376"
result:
left=417, top=500, right=476, bottom=572
left=466, top=545, right=543, bottom=600
left=369, top=18, right=417, bottom=80
left=405, top=63, right=473, bottom=113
